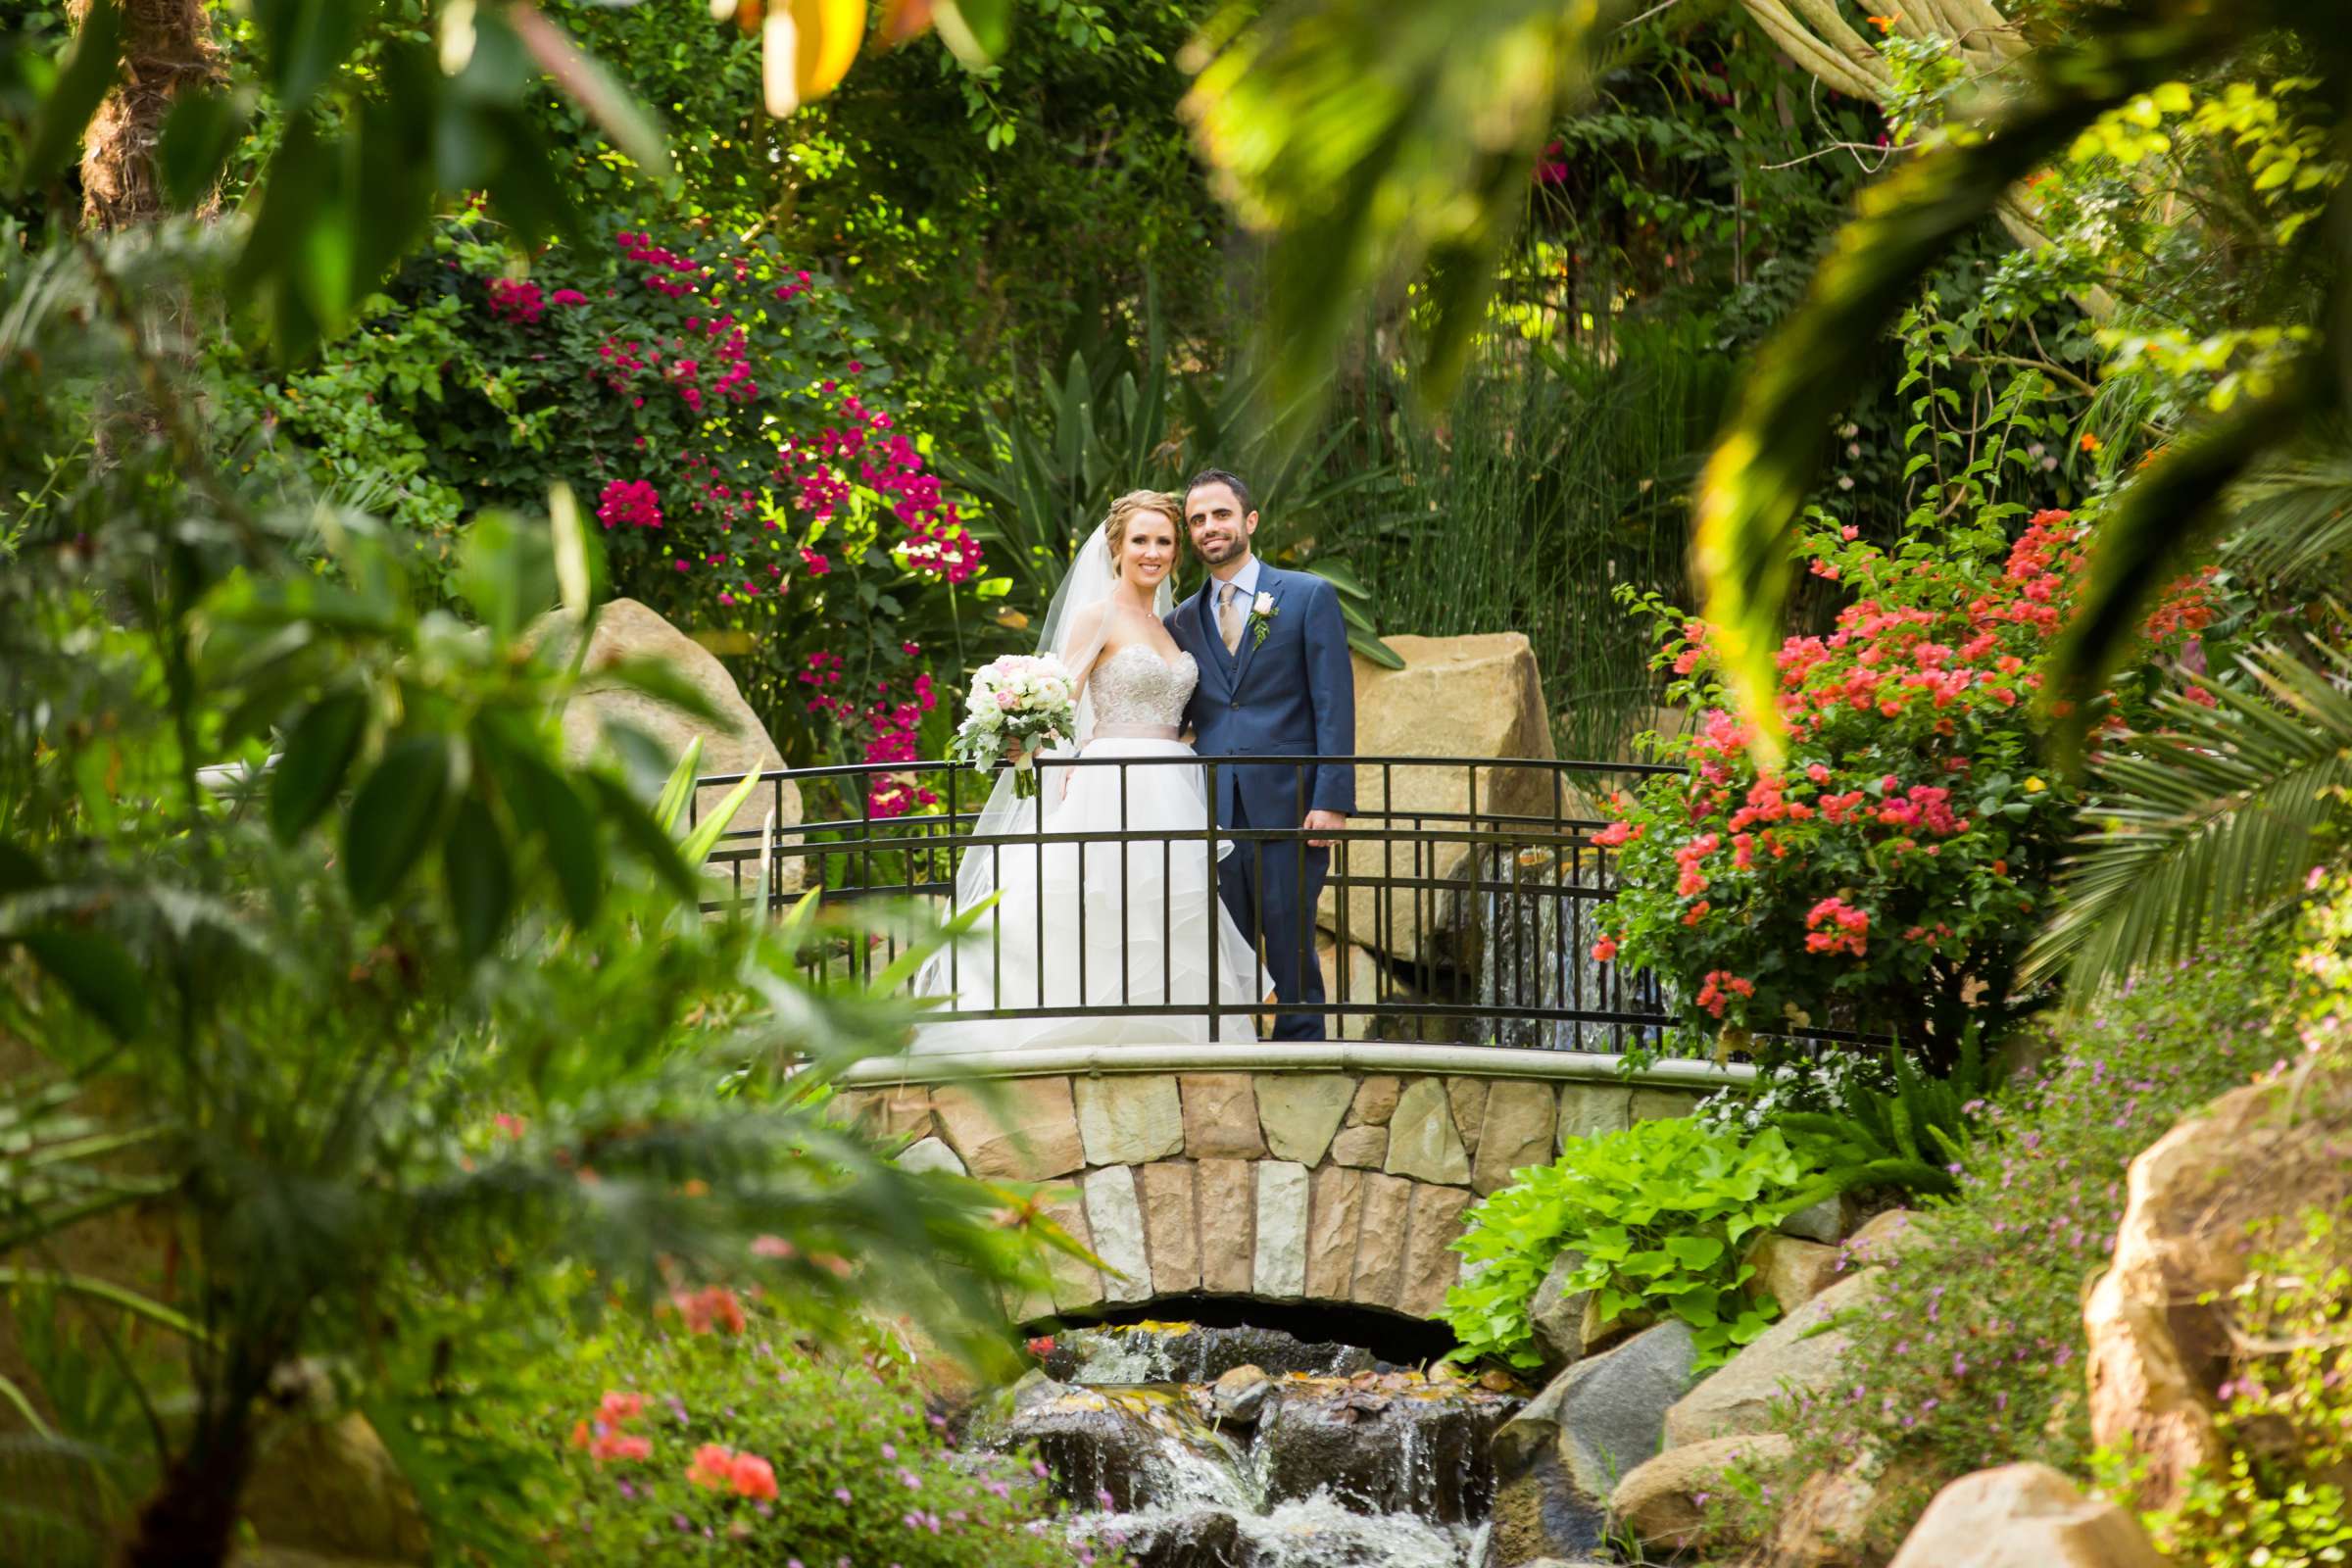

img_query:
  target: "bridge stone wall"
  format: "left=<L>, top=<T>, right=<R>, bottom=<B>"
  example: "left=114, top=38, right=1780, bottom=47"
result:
left=836, top=1058, right=1715, bottom=1324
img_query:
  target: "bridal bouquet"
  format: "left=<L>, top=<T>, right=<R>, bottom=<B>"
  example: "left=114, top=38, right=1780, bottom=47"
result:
left=948, top=654, right=1077, bottom=799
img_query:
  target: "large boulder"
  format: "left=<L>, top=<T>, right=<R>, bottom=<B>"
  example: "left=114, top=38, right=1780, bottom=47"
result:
left=1884, top=1462, right=2165, bottom=1568
left=1254, top=1373, right=1519, bottom=1524
left=1757, top=1454, right=1885, bottom=1568
left=239, top=1411, right=432, bottom=1565
left=1317, top=633, right=1558, bottom=964
left=1526, top=1250, right=1594, bottom=1372
left=1664, top=1269, right=1882, bottom=1446
left=529, top=599, right=800, bottom=881
left=2084, top=1054, right=2352, bottom=1512
left=1608, top=1432, right=1793, bottom=1554
left=1491, top=1444, right=1605, bottom=1566
left=1494, top=1319, right=1698, bottom=1550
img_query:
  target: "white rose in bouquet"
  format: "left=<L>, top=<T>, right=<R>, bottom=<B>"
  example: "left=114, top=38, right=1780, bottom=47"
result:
left=948, top=653, right=1078, bottom=799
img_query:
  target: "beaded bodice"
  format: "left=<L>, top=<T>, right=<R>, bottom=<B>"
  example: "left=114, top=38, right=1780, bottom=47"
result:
left=1090, top=644, right=1197, bottom=728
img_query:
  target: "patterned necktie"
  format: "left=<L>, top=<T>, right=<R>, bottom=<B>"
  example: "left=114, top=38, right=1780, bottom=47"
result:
left=1218, top=581, right=1244, bottom=655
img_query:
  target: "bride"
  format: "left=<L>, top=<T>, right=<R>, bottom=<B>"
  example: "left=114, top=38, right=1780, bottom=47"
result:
left=911, top=491, right=1267, bottom=1051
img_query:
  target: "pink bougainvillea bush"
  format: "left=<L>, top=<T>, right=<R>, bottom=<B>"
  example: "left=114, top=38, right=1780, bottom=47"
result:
left=239, top=214, right=1005, bottom=803
left=542, top=1291, right=1106, bottom=1566
left=1593, top=508, right=2217, bottom=1055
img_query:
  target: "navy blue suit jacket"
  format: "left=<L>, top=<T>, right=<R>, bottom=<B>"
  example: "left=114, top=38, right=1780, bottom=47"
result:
left=1167, top=564, right=1356, bottom=826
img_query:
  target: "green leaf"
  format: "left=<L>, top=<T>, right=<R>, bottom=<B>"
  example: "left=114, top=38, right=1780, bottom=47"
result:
left=269, top=689, right=370, bottom=844
left=14, top=928, right=146, bottom=1041
left=1664, top=1235, right=1725, bottom=1271
left=677, top=771, right=761, bottom=871
left=455, top=510, right=559, bottom=643
left=343, top=734, right=455, bottom=908
left=582, top=773, right=699, bottom=904
left=442, top=794, right=513, bottom=962
left=15, top=0, right=122, bottom=190
left=504, top=751, right=603, bottom=927
left=651, top=739, right=705, bottom=836
left=250, top=0, right=371, bottom=116
left=157, top=85, right=248, bottom=210
left=505, top=3, right=670, bottom=176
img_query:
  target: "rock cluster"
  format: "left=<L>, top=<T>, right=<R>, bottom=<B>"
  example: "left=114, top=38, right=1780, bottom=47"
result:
left=1488, top=1203, right=1900, bottom=1567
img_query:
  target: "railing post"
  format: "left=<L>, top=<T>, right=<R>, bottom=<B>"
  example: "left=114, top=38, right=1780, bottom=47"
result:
left=1203, top=758, right=1220, bottom=1040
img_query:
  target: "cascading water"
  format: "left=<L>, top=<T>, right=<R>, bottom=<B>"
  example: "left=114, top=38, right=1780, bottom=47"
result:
left=1456, top=844, right=1668, bottom=1054
left=974, top=1323, right=1523, bottom=1568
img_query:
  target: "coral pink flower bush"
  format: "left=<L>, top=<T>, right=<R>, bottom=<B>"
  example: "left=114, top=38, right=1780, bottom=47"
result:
left=545, top=1298, right=1102, bottom=1566
left=1593, top=509, right=2217, bottom=1053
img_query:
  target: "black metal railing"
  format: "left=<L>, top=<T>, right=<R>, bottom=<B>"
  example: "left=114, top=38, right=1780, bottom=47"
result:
left=689, top=754, right=1760, bottom=1054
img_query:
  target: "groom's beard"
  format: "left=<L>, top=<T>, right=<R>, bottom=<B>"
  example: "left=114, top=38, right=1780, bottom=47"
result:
left=1192, top=534, right=1246, bottom=565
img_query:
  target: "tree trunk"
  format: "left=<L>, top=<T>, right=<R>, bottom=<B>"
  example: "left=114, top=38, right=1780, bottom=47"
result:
left=65, top=0, right=223, bottom=233
left=115, top=1407, right=255, bottom=1568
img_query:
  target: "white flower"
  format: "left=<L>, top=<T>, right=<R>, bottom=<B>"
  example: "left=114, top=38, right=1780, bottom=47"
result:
left=1252, top=592, right=1276, bottom=616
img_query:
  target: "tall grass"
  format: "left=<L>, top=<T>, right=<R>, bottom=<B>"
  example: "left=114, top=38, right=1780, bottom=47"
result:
left=1326, top=319, right=1730, bottom=760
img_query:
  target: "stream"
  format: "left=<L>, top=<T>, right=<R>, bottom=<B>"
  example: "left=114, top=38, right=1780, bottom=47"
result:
left=975, top=1322, right=1523, bottom=1568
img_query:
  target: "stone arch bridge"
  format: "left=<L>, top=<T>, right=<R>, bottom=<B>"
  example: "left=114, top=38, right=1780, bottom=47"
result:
left=836, top=1044, right=1740, bottom=1326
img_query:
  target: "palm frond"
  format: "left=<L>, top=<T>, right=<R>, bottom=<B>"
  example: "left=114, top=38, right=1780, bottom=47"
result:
left=2025, top=642, right=2352, bottom=992
left=2222, top=424, right=2352, bottom=581
left=2045, top=372, right=2323, bottom=767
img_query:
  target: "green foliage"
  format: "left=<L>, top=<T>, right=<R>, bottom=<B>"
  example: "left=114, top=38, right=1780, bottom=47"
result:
left=2025, top=639, right=2352, bottom=994
left=536, top=0, right=1227, bottom=436
left=0, top=227, right=1050, bottom=1566
left=1186, top=0, right=1629, bottom=425
left=1332, top=322, right=1725, bottom=758
left=1777, top=1033, right=1992, bottom=1200
left=532, top=1304, right=1097, bottom=1567
left=1707, top=941, right=2296, bottom=1558
left=1686, top=3, right=2352, bottom=765
left=1445, top=1116, right=1834, bottom=1371
left=942, top=329, right=1403, bottom=665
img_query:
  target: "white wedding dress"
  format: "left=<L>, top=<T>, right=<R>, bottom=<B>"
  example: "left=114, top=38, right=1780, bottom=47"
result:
left=912, top=534, right=1267, bottom=1053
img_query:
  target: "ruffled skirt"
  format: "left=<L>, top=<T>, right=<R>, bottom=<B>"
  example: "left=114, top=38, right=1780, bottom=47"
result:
left=912, top=739, right=1268, bottom=1052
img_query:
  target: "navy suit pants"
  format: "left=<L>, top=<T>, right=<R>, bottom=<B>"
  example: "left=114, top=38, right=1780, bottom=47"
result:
left=1217, top=793, right=1330, bottom=1042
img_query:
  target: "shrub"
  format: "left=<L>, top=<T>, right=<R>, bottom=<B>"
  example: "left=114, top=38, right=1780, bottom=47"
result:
left=539, top=1299, right=1098, bottom=1567
left=1445, top=1116, right=1835, bottom=1369
left=1594, top=505, right=2215, bottom=1054
left=229, top=215, right=1009, bottom=796
left=1707, top=946, right=2294, bottom=1556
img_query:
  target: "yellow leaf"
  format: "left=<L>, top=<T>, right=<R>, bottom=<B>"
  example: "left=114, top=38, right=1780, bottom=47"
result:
left=798, top=0, right=864, bottom=103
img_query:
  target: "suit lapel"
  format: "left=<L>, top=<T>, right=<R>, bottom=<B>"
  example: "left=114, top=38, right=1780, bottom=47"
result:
left=1229, top=570, right=1279, bottom=694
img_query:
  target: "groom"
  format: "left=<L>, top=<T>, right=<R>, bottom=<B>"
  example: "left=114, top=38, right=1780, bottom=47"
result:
left=1167, top=468, right=1355, bottom=1042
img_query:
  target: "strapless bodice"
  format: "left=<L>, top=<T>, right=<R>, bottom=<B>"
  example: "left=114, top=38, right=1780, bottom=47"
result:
left=1091, top=644, right=1197, bottom=729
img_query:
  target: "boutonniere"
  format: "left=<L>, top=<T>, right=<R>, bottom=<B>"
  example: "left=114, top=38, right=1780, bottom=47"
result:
left=1248, top=591, right=1279, bottom=649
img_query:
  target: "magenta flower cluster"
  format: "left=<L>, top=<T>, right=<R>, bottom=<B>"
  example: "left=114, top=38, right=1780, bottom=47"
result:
left=596, top=478, right=663, bottom=532
left=488, top=277, right=546, bottom=324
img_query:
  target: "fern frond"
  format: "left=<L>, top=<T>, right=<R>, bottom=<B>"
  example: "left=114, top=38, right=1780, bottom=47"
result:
left=2025, top=642, right=2352, bottom=994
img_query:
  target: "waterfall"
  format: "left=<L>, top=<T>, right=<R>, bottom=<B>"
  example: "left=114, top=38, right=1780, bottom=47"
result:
left=1458, top=844, right=1668, bottom=1054
left=977, top=1323, right=1521, bottom=1568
